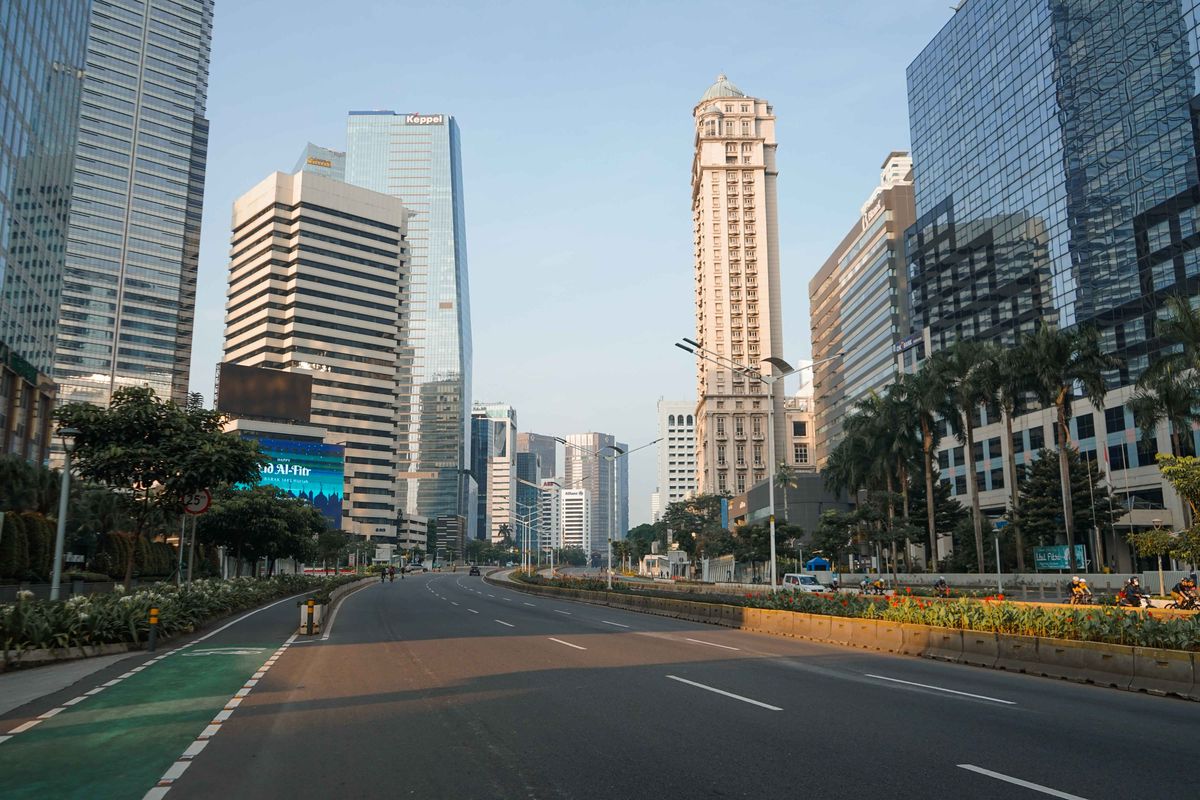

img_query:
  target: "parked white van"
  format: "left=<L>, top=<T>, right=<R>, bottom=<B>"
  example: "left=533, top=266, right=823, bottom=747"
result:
left=781, top=573, right=830, bottom=593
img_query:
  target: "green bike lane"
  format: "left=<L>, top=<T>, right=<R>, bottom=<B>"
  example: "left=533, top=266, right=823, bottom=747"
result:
left=0, top=593, right=305, bottom=800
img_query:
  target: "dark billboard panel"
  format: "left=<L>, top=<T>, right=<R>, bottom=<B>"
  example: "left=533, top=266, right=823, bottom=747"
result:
left=217, top=363, right=312, bottom=423
left=251, top=437, right=345, bottom=530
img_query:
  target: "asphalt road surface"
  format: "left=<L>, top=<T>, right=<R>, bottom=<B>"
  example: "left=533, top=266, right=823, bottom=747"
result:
left=1, top=573, right=1193, bottom=799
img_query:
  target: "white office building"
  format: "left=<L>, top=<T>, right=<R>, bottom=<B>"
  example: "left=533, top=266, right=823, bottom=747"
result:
left=654, top=399, right=697, bottom=521
left=560, top=489, right=590, bottom=552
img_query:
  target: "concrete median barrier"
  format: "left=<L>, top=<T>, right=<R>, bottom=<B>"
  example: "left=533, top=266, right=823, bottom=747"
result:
left=719, top=603, right=745, bottom=629
left=850, top=619, right=879, bottom=650
left=1036, top=639, right=1133, bottom=689
left=995, top=634, right=1041, bottom=673
left=960, top=631, right=999, bottom=668
left=875, top=621, right=905, bottom=653
left=795, top=612, right=831, bottom=642
left=925, top=628, right=964, bottom=662
left=1130, top=647, right=1195, bottom=698
left=828, top=617, right=854, bottom=646
left=899, top=623, right=930, bottom=656
left=746, top=608, right=794, bottom=637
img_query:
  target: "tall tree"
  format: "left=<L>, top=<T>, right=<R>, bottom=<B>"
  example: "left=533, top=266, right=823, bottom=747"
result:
left=937, top=341, right=997, bottom=573
left=1013, top=447, right=1113, bottom=569
left=1142, top=294, right=1200, bottom=380
left=57, top=387, right=267, bottom=587
left=1129, top=368, right=1198, bottom=458
left=774, top=462, right=795, bottom=521
left=897, top=368, right=945, bottom=570
left=1023, top=326, right=1120, bottom=572
left=982, top=345, right=1035, bottom=571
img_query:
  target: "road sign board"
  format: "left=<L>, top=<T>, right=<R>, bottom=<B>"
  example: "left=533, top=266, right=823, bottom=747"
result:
left=183, top=489, right=212, bottom=515
left=1033, top=544, right=1087, bottom=570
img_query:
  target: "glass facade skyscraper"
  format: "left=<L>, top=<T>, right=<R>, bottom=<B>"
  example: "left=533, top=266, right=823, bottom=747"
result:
left=0, top=2, right=89, bottom=462
left=906, top=0, right=1200, bottom=381
left=906, top=0, right=1200, bottom=554
left=345, top=111, right=472, bottom=522
left=0, top=2, right=89, bottom=374
left=55, top=0, right=214, bottom=408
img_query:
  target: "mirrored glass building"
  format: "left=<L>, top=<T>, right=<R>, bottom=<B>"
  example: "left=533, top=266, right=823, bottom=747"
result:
left=345, top=111, right=472, bottom=523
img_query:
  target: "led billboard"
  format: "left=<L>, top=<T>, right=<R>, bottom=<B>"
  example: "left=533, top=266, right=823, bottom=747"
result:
left=251, top=437, right=345, bottom=529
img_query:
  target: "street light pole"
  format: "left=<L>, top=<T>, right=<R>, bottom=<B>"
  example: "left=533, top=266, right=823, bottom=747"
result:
left=50, top=428, right=79, bottom=601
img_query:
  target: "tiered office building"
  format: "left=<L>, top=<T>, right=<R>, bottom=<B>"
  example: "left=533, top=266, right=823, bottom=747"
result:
left=690, top=75, right=786, bottom=496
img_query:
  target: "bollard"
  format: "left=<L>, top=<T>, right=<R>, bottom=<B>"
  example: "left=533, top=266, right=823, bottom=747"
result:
left=306, top=598, right=315, bottom=635
left=148, top=606, right=159, bottom=653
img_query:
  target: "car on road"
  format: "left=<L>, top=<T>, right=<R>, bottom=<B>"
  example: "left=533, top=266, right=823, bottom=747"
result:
left=781, top=573, right=830, bottom=593
left=405, top=563, right=428, bottom=573
left=469, top=566, right=481, bottom=576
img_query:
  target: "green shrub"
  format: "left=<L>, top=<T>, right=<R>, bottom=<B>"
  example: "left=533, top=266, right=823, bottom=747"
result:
left=0, top=512, right=24, bottom=579
left=21, top=513, right=50, bottom=581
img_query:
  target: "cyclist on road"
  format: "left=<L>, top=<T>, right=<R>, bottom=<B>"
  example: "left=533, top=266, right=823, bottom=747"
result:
left=933, top=576, right=950, bottom=598
left=389, top=565, right=396, bottom=582
left=1068, top=576, right=1092, bottom=604
left=1171, top=573, right=1197, bottom=607
left=380, top=567, right=386, bottom=584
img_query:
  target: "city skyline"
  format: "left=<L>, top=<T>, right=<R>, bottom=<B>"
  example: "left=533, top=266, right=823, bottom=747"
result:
left=187, top=1, right=959, bottom=526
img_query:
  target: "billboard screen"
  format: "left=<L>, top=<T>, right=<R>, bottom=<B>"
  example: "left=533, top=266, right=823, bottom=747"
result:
left=251, top=437, right=345, bottom=529
left=217, top=363, right=312, bottom=423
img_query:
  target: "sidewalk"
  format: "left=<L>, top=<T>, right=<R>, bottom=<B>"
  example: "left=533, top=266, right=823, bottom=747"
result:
left=0, top=650, right=137, bottom=716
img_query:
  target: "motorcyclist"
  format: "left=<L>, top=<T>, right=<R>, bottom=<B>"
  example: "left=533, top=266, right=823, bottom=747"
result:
left=933, top=576, right=950, bottom=598
left=1171, top=573, right=1197, bottom=608
left=871, top=577, right=886, bottom=596
left=1120, top=576, right=1147, bottom=607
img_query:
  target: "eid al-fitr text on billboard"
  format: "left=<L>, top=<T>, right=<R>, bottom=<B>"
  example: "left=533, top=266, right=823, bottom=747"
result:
left=250, top=437, right=345, bottom=530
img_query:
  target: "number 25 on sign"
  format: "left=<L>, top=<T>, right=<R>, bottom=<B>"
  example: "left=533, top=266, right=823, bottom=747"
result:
left=184, top=489, right=212, bottom=515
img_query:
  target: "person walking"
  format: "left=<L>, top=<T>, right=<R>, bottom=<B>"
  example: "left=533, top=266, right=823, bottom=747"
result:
left=389, top=565, right=396, bottom=582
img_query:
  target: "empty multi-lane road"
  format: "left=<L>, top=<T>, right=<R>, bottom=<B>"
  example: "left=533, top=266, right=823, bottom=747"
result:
left=0, top=572, right=1193, bottom=799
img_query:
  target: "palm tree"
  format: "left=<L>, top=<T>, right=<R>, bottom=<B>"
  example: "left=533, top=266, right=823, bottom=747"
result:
left=896, top=368, right=945, bottom=571
left=883, top=381, right=922, bottom=572
left=1024, top=325, right=1121, bottom=572
left=774, top=462, right=795, bottom=522
left=1143, top=295, right=1200, bottom=380
left=982, top=346, right=1035, bottom=572
left=937, top=341, right=998, bottom=574
left=1129, top=368, right=1199, bottom=458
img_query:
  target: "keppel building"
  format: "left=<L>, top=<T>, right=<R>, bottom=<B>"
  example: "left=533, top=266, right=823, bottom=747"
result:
left=690, top=75, right=786, bottom=497
left=906, top=0, right=1200, bottom=561
left=345, top=111, right=472, bottom=525
left=0, top=2, right=89, bottom=461
left=222, top=171, right=409, bottom=539
left=56, top=0, right=214, bottom=409
left=809, top=152, right=915, bottom=466
left=470, top=402, right=516, bottom=543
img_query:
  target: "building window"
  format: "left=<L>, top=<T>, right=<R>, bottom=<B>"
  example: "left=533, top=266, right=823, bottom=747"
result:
left=990, top=467, right=1004, bottom=491
left=1029, top=426, right=1045, bottom=452
left=735, top=444, right=745, bottom=465
left=717, top=444, right=726, bottom=466
left=1108, top=444, right=1129, bottom=470
left=734, top=417, right=745, bottom=436
left=741, top=104, right=749, bottom=112
left=954, top=474, right=967, bottom=496
left=1105, top=405, right=1127, bottom=432
left=1011, top=432, right=1024, bottom=455
left=938, top=450, right=950, bottom=470
left=794, top=443, right=809, bottom=464
left=716, top=416, right=725, bottom=435
left=792, top=420, right=807, bottom=437
left=736, top=472, right=746, bottom=492
left=1075, top=412, right=1095, bottom=440
left=752, top=417, right=762, bottom=435
left=753, top=444, right=763, bottom=466
left=718, top=472, right=727, bottom=491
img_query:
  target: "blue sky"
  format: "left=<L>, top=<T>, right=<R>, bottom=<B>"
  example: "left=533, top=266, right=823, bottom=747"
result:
left=191, top=0, right=958, bottom=526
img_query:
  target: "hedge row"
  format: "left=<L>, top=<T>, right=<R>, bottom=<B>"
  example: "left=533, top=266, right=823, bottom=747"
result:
left=1, top=574, right=359, bottom=655
left=0, top=513, right=180, bottom=582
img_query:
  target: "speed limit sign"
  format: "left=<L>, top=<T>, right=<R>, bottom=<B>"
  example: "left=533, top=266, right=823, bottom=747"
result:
left=183, top=489, right=212, bottom=515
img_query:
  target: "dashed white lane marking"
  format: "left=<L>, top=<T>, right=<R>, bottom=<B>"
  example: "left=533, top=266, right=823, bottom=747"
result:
left=451, top=602, right=460, bottom=606
left=665, top=675, right=782, bottom=711
left=957, top=765, right=1089, bottom=799
left=37, top=707, right=64, bottom=719
left=865, top=674, right=1015, bottom=706
left=468, top=609, right=479, bottom=614
left=547, top=637, right=587, bottom=651
left=553, top=609, right=572, bottom=616
left=523, top=602, right=536, bottom=607
left=684, top=637, right=739, bottom=651
left=8, top=720, right=41, bottom=734
left=144, top=633, right=298, bottom=798
left=494, top=620, right=514, bottom=627
left=63, top=696, right=87, bottom=707
left=601, top=620, right=631, bottom=629
left=502, top=597, right=512, bottom=601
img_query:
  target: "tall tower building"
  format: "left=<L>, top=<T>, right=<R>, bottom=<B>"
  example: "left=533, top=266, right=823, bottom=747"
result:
left=563, top=432, right=626, bottom=554
left=0, top=3, right=89, bottom=461
left=55, top=0, right=215, bottom=408
left=470, top=402, right=516, bottom=543
left=294, top=143, right=346, bottom=182
left=559, top=489, right=590, bottom=552
left=345, top=111, right=472, bottom=525
left=690, top=75, right=785, bottom=497
left=517, top=432, right=558, bottom=480
left=222, top=171, right=408, bottom=539
left=809, top=152, right=915, bottom=466
left=537, top=478, right=562, bottom=551
left=654, top=399, right=697, bottom=520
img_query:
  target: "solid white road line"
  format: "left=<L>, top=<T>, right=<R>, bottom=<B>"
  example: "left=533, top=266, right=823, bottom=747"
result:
left=865, top=674, right=1016, bottom=705
left=684, top=637, right=739, bottom=651
left=665, top=675, right=782, bottom=711
left=957, top=765, right=1089, bottom=799
left=547, top=637, right=587, bottom=651
left=494, top=620, right=515, bottom=627
left=601, top=620, right=631, bottom=628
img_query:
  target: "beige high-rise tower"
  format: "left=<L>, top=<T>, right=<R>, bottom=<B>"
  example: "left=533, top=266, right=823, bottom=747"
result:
left=691, top=75, right=785, bottom=497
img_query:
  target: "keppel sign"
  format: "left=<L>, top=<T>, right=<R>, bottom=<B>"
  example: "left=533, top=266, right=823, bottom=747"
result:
left=405, top=114, right=444, bottom=125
